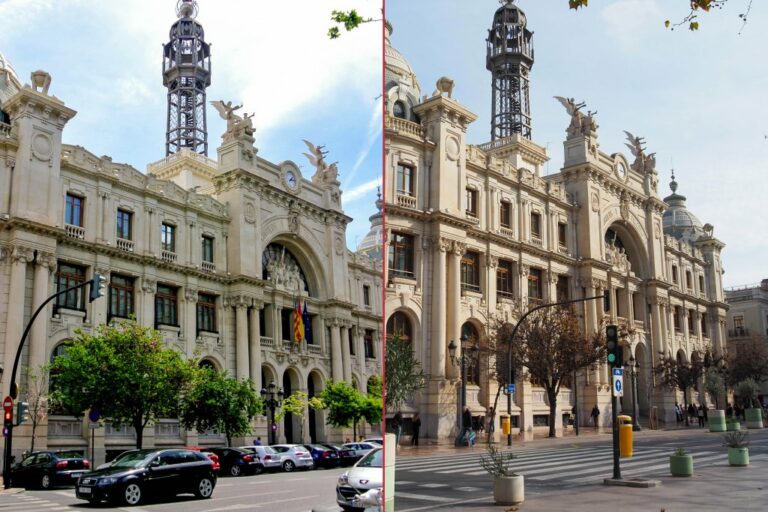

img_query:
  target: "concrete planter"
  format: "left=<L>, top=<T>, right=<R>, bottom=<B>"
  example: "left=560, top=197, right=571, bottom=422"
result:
left=745, top=408, right=764, bottom=429
left=727, top=447, right=749, bottom=466
left=709, top=410, right=726, bottom=432
left=726, top=419, right=741, bottom=431
left=669, top=454, right=693, bottom=477
left=493, top=474, right=524, bottom=505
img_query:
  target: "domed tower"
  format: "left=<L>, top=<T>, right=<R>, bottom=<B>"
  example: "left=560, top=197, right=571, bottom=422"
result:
left=662, top=171, right=708, bottom=242
left=163, top=0, right=211, bottom=156
left=486, top=0, right=534, bottom=141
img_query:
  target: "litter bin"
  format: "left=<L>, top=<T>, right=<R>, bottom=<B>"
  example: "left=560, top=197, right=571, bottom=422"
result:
left=500, top=414, right=511, bottom=435
left=617, top=415, right=633, bottom=458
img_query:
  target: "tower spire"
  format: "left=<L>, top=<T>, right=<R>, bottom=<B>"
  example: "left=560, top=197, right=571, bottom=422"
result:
left=486, top=0, right=534, bottom=141
left=163, top=0, right=211, bottom=156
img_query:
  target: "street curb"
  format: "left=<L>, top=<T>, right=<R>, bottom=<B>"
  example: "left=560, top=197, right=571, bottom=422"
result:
left=603, top=478, right=661, bottom=488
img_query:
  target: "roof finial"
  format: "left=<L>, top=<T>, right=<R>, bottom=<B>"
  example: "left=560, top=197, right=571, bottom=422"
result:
left=375, top=186, right=383, bottom=212
left=177, top=0, right=198, bottom=19
left=670, top=169, right=678, bottom=193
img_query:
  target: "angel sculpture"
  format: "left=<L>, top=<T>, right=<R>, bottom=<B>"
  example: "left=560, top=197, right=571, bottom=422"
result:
left=623, top=130, right=655, bottom=174
left=211, top=100, right=244, bottom=132
left=623, top=130, right=645, bottom=159
left=302, top=139, right=329, bottom=176
left=554, top=96, right=587, bottom=138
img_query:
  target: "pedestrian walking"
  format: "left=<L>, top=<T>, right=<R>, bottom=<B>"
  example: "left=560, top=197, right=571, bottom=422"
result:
left=411, top=412, right=421, bottom=446
left=393, top=411, right=403, bottom=446
left=726, top=403, right=733, bottom=418
left=462, top=406, right=473, bottom=445
left=675, top=403, right=683, bottom=424
left=590, top=404, right=600, bottom=431
left=697, top=405, right=705, bottom=427
left=253, top=436, right=262, bottom=446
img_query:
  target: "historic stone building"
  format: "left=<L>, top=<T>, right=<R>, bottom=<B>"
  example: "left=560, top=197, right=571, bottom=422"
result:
left=0, top=0, right=381, bottom=463
left=725, top=280, right=768, bottom=399
left=384, top=1, right=727, bottom=441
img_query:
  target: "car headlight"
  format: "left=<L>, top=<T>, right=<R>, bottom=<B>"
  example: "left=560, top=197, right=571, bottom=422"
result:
left=338, top=472, right=349, bottom=486
left=98, top=477, right=118, bottom=485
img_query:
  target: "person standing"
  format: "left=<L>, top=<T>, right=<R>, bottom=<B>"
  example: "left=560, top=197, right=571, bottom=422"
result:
left=697, top=405, right=705, bottom=427
left=253, top=437, right=262, bottom=446
left=462, top=406, right=472, bottom=445
left=393, top=411, right=403, bottom=446
left=590, top=404, right=600, bottom=431
left=411, top=413, right=421, bottom=446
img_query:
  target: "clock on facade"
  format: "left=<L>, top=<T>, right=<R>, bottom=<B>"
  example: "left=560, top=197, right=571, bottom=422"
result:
left=617, top=162, right=627, bottom=180
left=283, top=167, right=301, bottom=193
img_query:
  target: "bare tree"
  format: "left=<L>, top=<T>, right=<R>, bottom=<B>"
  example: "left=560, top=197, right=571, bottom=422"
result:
left=654, top=354, right=705, bottom=426
left=24, top=365, right=55, bottom=453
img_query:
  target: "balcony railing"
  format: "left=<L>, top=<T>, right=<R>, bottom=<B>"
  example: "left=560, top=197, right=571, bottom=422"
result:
left=201, top=261, right=216, bottom=273
left=260, top=336, right=274, bottom=348
left=116, top=238, right=134, bottom=252
left=308, top=344, right=323, bottom=355
left=499, top=226, right=514, bottom=238
left=530, top=236, right=543, bottom=247
left=385, top=115, right=424, bottom=138
left=389, top=268, right=415, bottom=280
left=161, top=250, right=177, bottom=263
left=65, top=224, right=85, bottom=239
left=0, top=121, right=12, bottom=138
left=396, top=193, right=417, bottom=209
left=728, top=328, right=750, bottom=338
left=497, top=290, right=514, bottom=302
left=461, top=283, right=481, bottom=294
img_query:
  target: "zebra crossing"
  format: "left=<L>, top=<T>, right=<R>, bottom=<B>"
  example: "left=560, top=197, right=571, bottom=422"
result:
left=0, top=492, right=71, bottom=511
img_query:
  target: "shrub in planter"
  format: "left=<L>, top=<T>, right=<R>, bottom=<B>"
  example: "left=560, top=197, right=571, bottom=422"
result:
left=726, top=419, right=741, bottom=431
left=722, top=431, right=750, bottom=466
left=669, top=447, right=693, bottom=477
left=479, top=444, right=524, bottom=505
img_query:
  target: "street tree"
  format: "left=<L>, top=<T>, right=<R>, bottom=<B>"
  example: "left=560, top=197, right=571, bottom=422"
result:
left=23, top=365, right=56, bottom=453
left=274, top=390, right=323, bottom=443
left=50, top=319, right=194, bottom=449
left=726, top=338, right=768, bottom=386
left=316, top=380, right=381, bottom=441
left=384, top=334, right=425, bottom=413
left=704, top=366, right=726, bottom=410
left=654, top=353, right=705, bottom=426
left=179, top=366, right=263, bottom=447
left=500, top=305, right=606, bottom=438
left=733, top=378, right=760, bottom=409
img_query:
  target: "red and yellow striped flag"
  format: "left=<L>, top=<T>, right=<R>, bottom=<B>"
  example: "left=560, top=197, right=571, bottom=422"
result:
left=293, top=297, right=304, bottom=343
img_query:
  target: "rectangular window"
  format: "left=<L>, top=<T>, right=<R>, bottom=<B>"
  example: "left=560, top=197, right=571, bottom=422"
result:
left=161, top=223, right=176, bottom=253
left=686, top=271, right=693, bottom=290
left=197, top=293, right=217, bottom=333
left=673, top=306, right=682, bottom=332
left=363, top=285, right=371, bottom=307
left=698, top=275, right=705, bottom=294
left=349, top=335, right=355, bottom=356
left=201, top=235, right=214, bottom=263
left=497, top=260, right=514, bottom=299
left=364, top=329, right=375, bottom=359
left=396, top=163, right=414, bottom=196
left=556, top=275, right=570, bottom=302
left=466, top=188, right=478, bottom=217
left=671, top=265, right=678, bottom=284
left=281, top=309, right=293, bottom=342
left=388, top=232, right=415, bottom=279
left=687, top=309, right=695, bottom=332
left=109, top=274, right=134, bottom=320
left=116, top=209, right=132, bottom=240
left=65, top=194, right=84, bottom=227
left=558, top=222, right=567, bottom=248
left=326, top=326, right=332, bottom=349
left=701, top=313, right=708, bottom=336
left=528, top=268, right=542, bottom=304
left=531, top=212, right=541, bottom=239
left=55, top=263, right=86, bottom=311
left=500, top=201, right=511, bottom=228
left=603, top=289, right=611, bottom=313
left=460, top=251, right=481, bottom=292
left=155, top=284, right=178, bottom=326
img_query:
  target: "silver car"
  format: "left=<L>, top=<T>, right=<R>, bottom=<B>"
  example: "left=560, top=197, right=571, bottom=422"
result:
left=269, top=444, right=314, bottom=472
left=337, top=447, right=382, bottom=512
left=341, top=442, right=379, bottom=461
left=239, top=446, right=283, bottom=471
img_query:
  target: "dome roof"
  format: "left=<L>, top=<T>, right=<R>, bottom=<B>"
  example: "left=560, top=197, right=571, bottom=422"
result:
left=662, top=172, right=707, bottom=242
left=493, top=0, right=528, bottom=28
left=0, top=52, right=21, bottom=107
left=356, top=189, right=383, bottom=261
left=384, top=21, right=421, bottom=97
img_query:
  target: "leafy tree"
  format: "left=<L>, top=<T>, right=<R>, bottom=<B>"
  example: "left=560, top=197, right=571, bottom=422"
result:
left=179, top=367, right=263, bottom=447
left=316, top=380, right=381, bottom=440
left=384, top=334, right=425, bottom=412
left=327, top=8, right=380, bottom=39
left=704, top=366, right=726, bottom=409
left=726, top=339, right=768, bottom=386
left=502, top=305, right=606, bottom=438
left=654, top=353, right=705, bottom=426
left=50, top=320, right=194, bottom=449
left=274, top=390, right=323, bottom=443
left=734, top=378, right=760, bottom=409
left=23, top=365, right=55, bottom=453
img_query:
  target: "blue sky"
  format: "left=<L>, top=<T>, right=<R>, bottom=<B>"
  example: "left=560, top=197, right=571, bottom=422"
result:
left=387, top=0, right=767, bottom=288
left=0, top=0, right=383, bottom=251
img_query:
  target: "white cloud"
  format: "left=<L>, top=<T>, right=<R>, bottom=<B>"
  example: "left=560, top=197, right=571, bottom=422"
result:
left=345, top=98, right=382, bottom=187
left=344, top=178, right=381, bottom=203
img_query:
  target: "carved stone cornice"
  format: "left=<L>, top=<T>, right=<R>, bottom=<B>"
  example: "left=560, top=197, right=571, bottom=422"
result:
left=141, top=278, right=156, bottom=294
left=11, top=245, right=35, bottom=264
left=487, top=255, right=499, bottom=269
left=438, top=237, right=452, bottom=253
left=452, top=241, right=467, bottom=257
left=519, top=264, right=530, bottom=277
left=184, top=287, right=199, bottom=302
left=35, top=250, right=57, bottom=269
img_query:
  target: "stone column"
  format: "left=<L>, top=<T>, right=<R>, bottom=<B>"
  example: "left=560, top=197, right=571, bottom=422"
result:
left=330, top=320, right=344, bottom=382
left=341, top=324, right=352, bottom=383
left=235, top=297, right=249, bottom=380
left=3, top=246, right=32, bottom=397
left=29, top=252, right=55, bottom=372
left=274, top=306, right=283, bottom=349
left=447, top=241, right=464, bottom=378
left=100, top=192, right=110, bottom=243
left=146, top=207, right=156, bottom=256
left=430, top=239, right=448, bottom=378
left=487, top=256, right=498, bottom=310
left=249, top=301, right=263, bottom=388
left=184, top=288, right=198, bottom=355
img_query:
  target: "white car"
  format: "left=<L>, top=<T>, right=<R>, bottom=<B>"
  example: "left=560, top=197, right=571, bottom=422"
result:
left=269, top=444, right=314, bottom=472
left=337, top=447, right=383, bottom=512
left=362, top=438, right=383, bottom=446
left=341, top=442, right=379, bottom=462
left=238, top=446, right=284, bottom=471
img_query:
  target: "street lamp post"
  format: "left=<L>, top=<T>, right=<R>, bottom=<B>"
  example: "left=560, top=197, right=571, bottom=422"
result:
left=448, top=335, right=478, bottom=447
left=260, top=382, right=284, bottom=445
left=628, top=356, right=642, bottom=431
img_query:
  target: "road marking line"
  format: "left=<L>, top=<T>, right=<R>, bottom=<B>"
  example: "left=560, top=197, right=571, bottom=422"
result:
left=394, top=492, right=457, bottom=503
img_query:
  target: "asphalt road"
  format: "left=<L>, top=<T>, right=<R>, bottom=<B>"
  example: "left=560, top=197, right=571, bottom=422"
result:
left=0, top=466, right=347, bottom=512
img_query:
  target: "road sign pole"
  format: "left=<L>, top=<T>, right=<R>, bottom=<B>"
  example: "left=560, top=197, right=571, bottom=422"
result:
left=611, top=370, right=622, bottom=480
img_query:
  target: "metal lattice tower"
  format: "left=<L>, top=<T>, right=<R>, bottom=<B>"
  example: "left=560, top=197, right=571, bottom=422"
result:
left=486, top=0, right=534, bottom=141
left=163, top=0, right=211, bottom=156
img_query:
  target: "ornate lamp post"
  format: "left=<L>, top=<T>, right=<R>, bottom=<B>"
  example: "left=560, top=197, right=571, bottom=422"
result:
left=628, top=356, right=642, bottom=431
left=448, top=335, right=478, bottom=446
left=260, top=382, right=284, bottom=445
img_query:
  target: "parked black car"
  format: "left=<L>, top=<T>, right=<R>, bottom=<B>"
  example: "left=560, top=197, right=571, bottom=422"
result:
left=317, top=443, right=358, bottom=467
left=301, top=444, right=341, bottom=469
left=75, top=449, right=216, bottom=506
left=201, top=447, right=263, bottom=476
left=11, top=450, right=90, bottom=489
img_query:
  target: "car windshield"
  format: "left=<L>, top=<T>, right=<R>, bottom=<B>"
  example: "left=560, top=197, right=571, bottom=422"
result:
left=356, top=449, right=383, bottom=468
left=110, top=451, right=156, bottom=469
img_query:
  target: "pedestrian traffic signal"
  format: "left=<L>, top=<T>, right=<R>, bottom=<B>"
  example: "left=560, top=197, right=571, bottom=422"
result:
left=606, top=324, right=622, bottom=367
left=15, top=402, right=29, bottom=425
left=3, top=409, right=12, bottom=436
left=89, top=273, right=107, bottom=303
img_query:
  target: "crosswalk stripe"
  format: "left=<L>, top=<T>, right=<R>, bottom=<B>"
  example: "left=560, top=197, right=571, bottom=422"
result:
left=564, top=452, right=732, bottom=483
left=397, top=445, right=590, bottom=466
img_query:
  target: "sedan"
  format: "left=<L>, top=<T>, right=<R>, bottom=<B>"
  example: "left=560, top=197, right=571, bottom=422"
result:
left=239, top=446, right=284, bottom=471
left=301, top=444, right=340, bottom=469
left=319, top=443, right=358, bottom=467
left=202, top=447, right=263, bottom=476
left=270, top=444, right=314, bottom=472
left=11, top=450, right=90, bottom=489
left=341, top=442, right=379, bottom=462
left=75, top=448, right=216, bottom=506
left=336, top=447, right=383, bottom=512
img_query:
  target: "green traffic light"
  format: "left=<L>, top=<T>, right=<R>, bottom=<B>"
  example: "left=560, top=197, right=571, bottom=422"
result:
left=607, top=354, right=616, bottom=363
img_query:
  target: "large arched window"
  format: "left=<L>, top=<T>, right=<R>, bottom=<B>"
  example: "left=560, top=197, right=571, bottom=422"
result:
left=461, top=322, right=481, bottom=385
left=262, top=243, right=311, bottom=295
left=386, top=312, right=412, bottom=344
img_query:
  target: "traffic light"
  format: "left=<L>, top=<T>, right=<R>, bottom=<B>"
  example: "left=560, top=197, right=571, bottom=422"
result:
left=15, top=402, right=29, bottom=426
left=3, top=409, right=12, bottom=437
left=89, top=273, right=107, bottom=303
left=606, top=325, right=622, bottom=367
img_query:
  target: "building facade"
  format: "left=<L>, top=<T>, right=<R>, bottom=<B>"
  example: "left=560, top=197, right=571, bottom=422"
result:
left=384, top=1, right=727, bottom=442
left=725, top=280, right=768, bottom=399
left=0, top=2, right=381, bottom=464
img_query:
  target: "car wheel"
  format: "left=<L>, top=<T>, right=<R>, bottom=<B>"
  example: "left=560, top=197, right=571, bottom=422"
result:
left=194, top=477, right=214, bottom=499
left=230, top=464, right=242, bottom=477
left=253, top=465, right=263, bottom=475
left=341, top=506, right=364, bottom=512
left=40, top=474, right=52, bottom=490
left=123, top=482, right=142, bottom=506
left=282, top=460, right=296, bottom=472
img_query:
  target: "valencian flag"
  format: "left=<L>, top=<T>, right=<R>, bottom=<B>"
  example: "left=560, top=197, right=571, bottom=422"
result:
left=293, top=296, right=304, bottom=343
left=302, top=301, right=312, bottom=344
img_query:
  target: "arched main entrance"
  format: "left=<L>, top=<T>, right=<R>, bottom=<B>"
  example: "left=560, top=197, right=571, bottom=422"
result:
left=307, top=370, right=326, bottom=443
